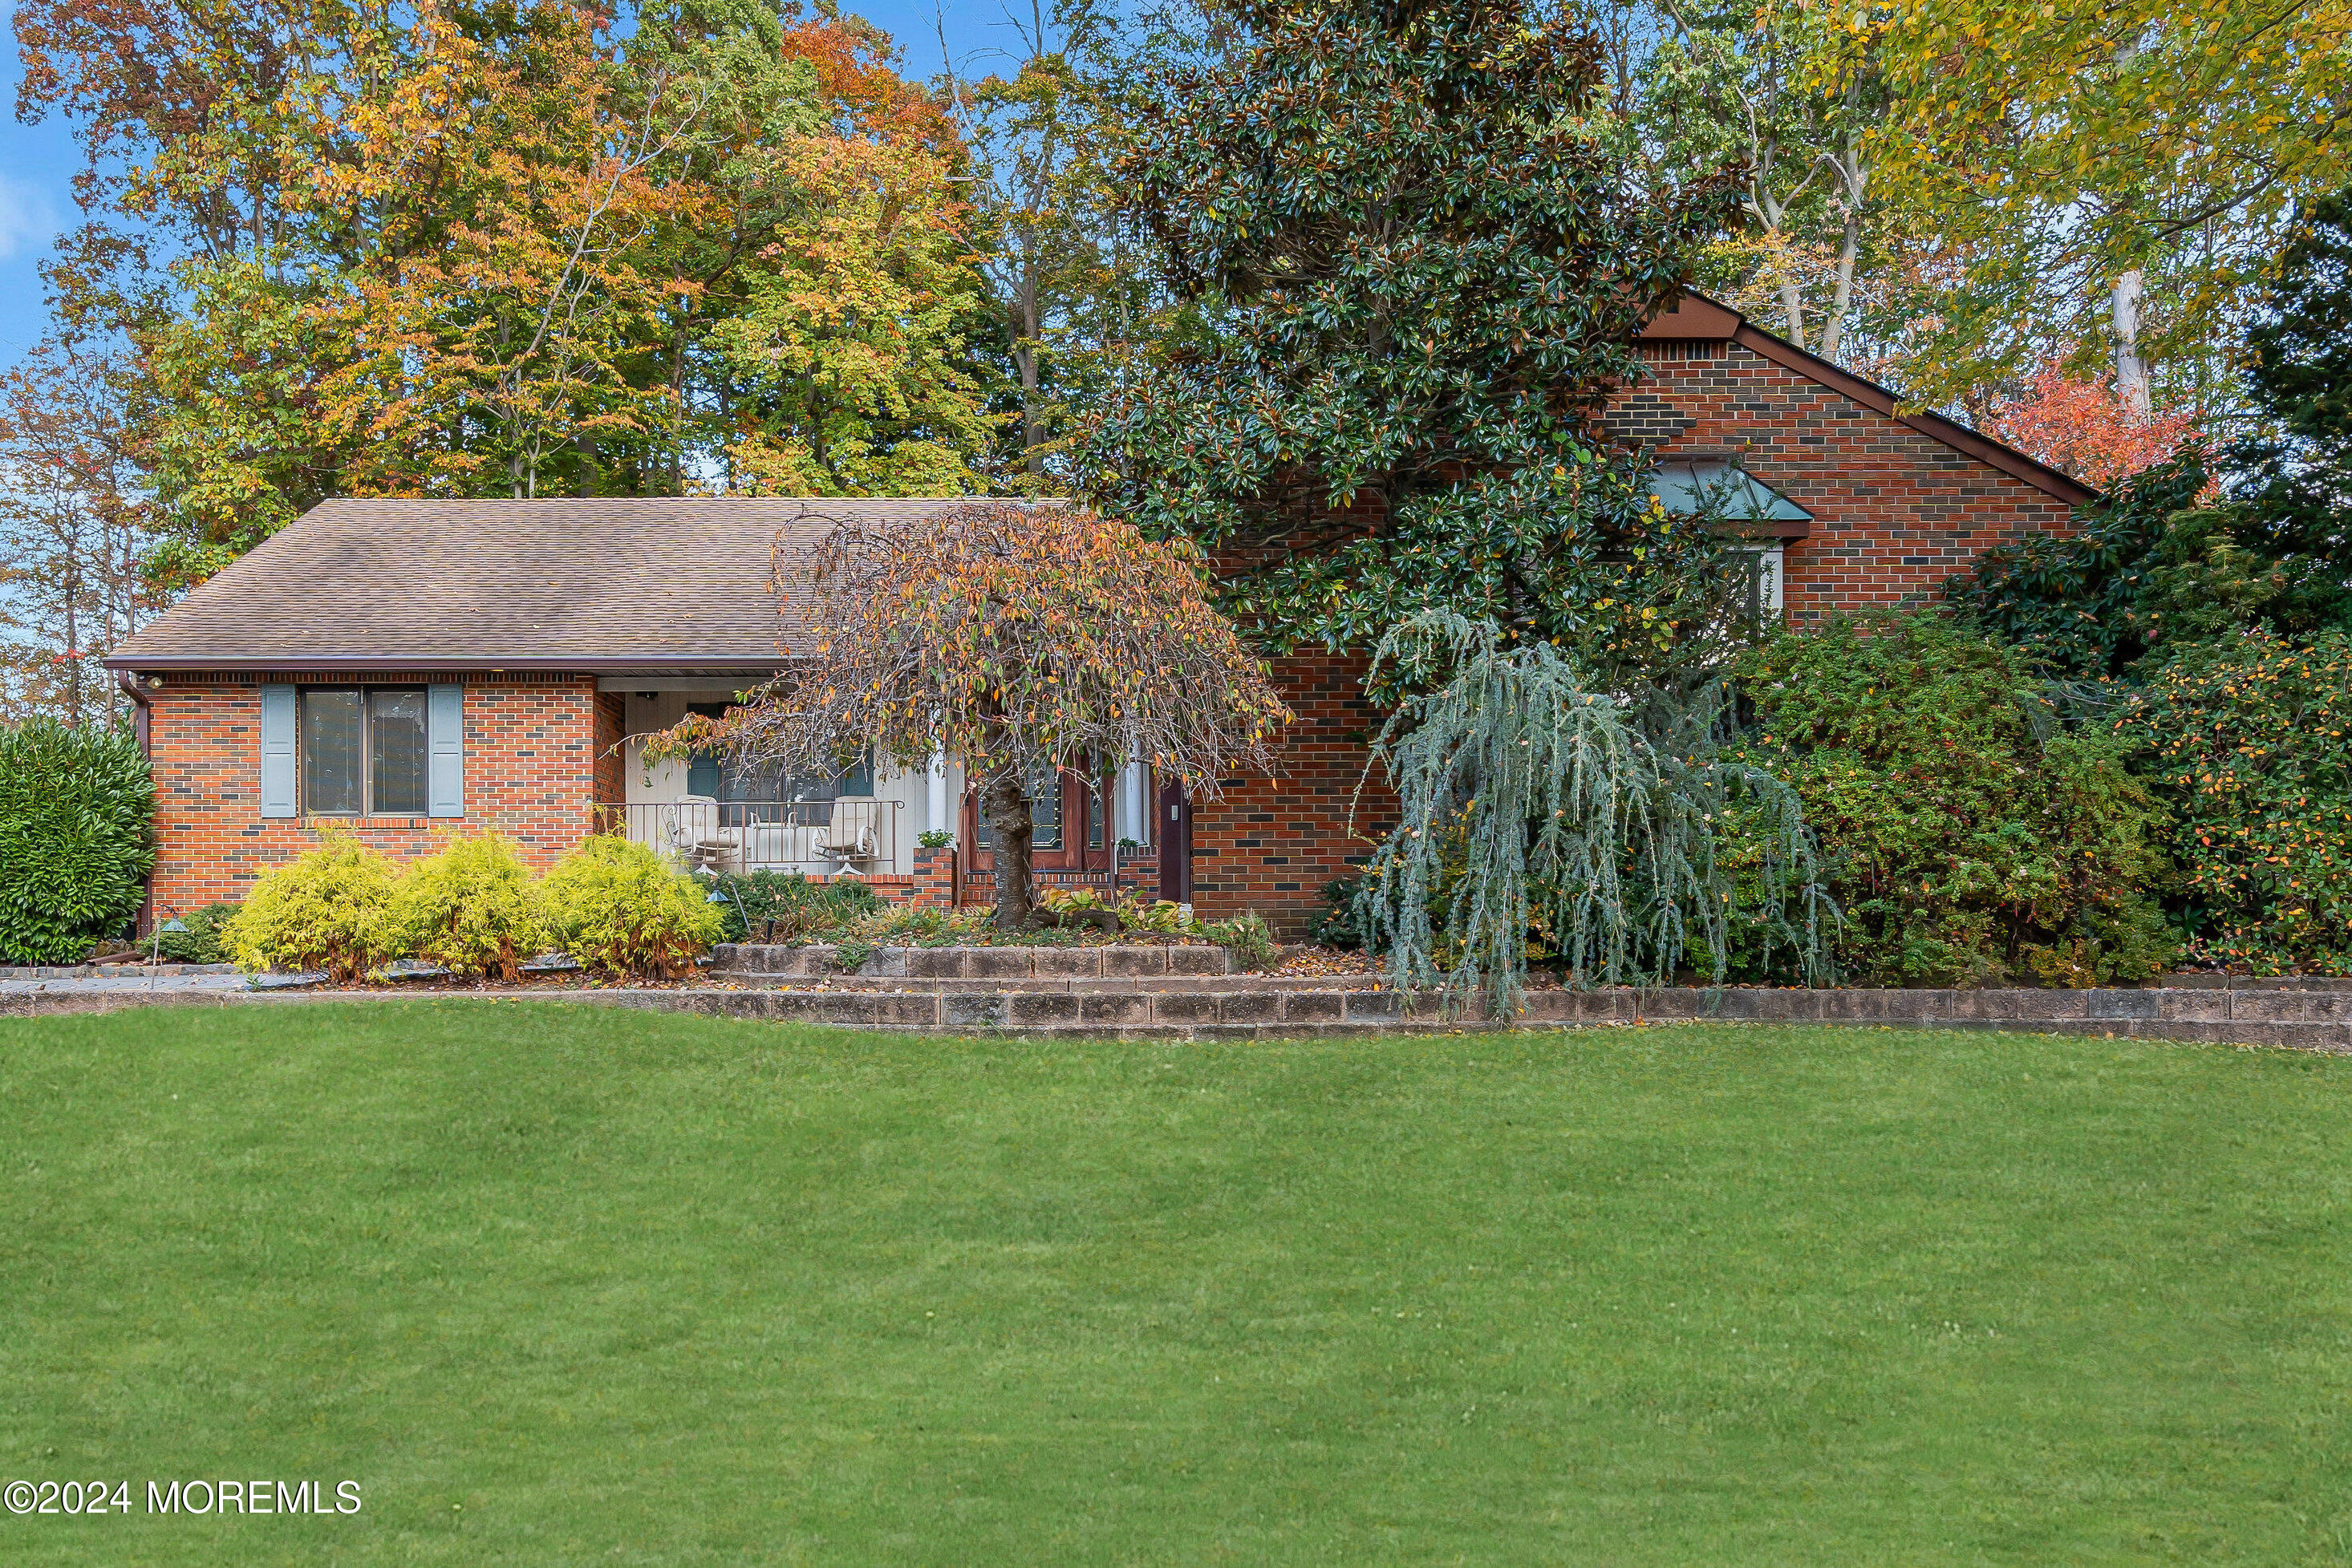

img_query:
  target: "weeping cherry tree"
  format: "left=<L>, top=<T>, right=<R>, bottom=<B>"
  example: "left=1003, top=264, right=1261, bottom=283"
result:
left=651, top=502, right=1292, bottom=929
left=1354, top=613, right=1833, bottom=1015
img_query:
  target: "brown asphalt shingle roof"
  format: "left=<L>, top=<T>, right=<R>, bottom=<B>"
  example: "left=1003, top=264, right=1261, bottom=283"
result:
left=107, top=496, right=992, bottom=671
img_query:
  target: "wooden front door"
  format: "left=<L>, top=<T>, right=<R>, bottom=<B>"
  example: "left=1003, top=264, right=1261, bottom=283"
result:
left=1157, top=779, right=1190, bottom=902
left=962, top=766, right=1113, bottom=877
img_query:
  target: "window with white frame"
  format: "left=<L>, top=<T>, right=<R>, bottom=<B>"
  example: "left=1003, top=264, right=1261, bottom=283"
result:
left=1648, top=457, right=1803, bottom=626
left=1732, top=545, right=1785, bottom=622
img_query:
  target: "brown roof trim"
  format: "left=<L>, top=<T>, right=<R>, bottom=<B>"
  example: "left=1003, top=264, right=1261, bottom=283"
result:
left=102, top=655, right=796, bottom=675
left=1636, top=292, right=1745, bottom=340
left=1723, top=318, right=2100, bottom=508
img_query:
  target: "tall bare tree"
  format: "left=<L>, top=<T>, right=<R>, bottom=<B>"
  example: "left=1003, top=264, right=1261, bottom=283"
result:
left=0, top=344, right=155, bottom=724
left=941, top=0, right=1151, bottom=488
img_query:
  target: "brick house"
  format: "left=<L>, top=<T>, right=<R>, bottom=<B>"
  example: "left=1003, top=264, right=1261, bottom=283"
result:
left=105, top=292, right=2093, bottom=936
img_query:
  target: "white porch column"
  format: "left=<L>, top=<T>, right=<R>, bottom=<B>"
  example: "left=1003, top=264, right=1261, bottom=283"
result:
left=1117, top=747, right=1150, bottom=847
left=926, top=746, right=950, bottom=840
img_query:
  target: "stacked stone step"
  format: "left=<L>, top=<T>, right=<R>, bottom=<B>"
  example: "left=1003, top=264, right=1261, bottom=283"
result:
left=14, top=946, right=2352, bottom=1051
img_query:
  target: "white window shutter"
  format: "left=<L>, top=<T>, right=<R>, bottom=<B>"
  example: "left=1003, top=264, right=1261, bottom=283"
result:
left=428, top=683, right=464, bottom=817
left=259, top=684, right=298, bottom=817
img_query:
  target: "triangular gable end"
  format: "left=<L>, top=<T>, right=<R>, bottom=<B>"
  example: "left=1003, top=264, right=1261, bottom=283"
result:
left=1638, top=290, right=2099, bottom=510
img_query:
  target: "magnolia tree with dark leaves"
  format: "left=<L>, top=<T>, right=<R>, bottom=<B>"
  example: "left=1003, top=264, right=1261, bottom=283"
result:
left=653, top=503, right=1292, bottom=929
left=1085, top=0, right=1746, bottom=677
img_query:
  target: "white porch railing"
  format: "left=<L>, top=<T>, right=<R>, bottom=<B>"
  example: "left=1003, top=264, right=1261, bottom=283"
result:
left=594, top=800, right=901, bottom=876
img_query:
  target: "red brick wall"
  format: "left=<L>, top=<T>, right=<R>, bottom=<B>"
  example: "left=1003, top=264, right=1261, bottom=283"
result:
left=1187, top=650, right=1397, bottom=936
left=145, top=671, right=605, bottom=916
left=592, top=691, right=627, bottom=806
left=1190, top=351, right=2082, bottom=936
left=1620, top=342, right=2079, bottom=619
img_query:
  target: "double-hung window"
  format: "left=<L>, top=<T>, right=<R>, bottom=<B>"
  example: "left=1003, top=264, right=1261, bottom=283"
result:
left=261, top=683, right=462, bottom=818
left=300, top=689, right=428, bottom=816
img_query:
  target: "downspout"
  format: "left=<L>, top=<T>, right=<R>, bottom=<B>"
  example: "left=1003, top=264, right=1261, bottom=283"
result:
left=116, top=671, right=156, bottom=937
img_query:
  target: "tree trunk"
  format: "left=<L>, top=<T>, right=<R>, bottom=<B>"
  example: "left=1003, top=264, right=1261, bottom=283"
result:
left=980, top=765, right=1037, bottom=930
left=2113, top=269, right=2151, bottom=417
left=1774, top=276, right=1807, bottom=351
left=1018, top=269, right=1044, bottom=478
left=1017, top=341, right=1043, bottom=478
left=1819, top=128, right=1865, bottom=365
left=61, top=537, right=82, bottom=726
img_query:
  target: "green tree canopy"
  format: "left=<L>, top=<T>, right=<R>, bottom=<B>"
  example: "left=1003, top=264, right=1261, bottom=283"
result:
left=1825, top=0, right=2352, bottom=413
left=1958, top=188, right=2352, bottom=676
left=1082, top=0, right=1744, bottom=675
left=10, top=0, right=993, bottom=588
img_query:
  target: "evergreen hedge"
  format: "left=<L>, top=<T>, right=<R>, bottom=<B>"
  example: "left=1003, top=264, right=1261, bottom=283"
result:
left=1727, top=615, right=2176, bottom=987
left=0, top=718, right=156, bottom=964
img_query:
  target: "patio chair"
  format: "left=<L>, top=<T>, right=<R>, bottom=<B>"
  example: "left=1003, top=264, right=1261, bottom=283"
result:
left=670, top=794, right=743, bottom=875
left=816, top=796, right=882, bottom=867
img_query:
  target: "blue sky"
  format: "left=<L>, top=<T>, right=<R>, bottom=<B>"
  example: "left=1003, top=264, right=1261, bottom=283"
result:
left=0, top=2, right=1033, bottom=363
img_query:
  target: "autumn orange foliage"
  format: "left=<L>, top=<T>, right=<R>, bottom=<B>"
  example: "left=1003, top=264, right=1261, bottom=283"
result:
left=1979, top=363, right=2200, bottom=491
left=778, top=13, right=955, bottom=149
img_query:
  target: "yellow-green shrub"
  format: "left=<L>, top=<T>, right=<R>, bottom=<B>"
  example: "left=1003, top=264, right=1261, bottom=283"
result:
left=541, top=836, right=721, bottom=979
left=221, top=830, right=399, bottom=982
left=385, top=833, right=548, bottom=980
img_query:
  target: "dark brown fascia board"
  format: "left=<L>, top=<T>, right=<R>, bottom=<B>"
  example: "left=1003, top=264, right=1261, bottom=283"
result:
left=1726, top=322, right=2101, bottom=509
left=1636, top=292, right=1745, bottom=340
left=101, top=654, right=799, bottom=675
left=1723, top=519, right=1812, bottom=541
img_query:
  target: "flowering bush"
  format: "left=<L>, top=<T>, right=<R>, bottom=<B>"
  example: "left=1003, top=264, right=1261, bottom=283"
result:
left=2117, top=631, right=2352, bottom=974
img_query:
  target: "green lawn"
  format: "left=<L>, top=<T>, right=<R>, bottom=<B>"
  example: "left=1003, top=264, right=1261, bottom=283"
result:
left=4, top=1005, right=2351, bottom=1564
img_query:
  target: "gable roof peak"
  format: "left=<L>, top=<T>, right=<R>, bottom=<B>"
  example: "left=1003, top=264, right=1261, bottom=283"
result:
left=1637, top=288, right=2099, bottom=508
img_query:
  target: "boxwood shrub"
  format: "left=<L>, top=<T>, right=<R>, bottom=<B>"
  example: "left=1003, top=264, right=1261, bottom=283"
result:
left=707, top=869, right=882, bottom=943
left=155, top=901, right=239, bottom=965
left=0, top=718, right=156, bottom=964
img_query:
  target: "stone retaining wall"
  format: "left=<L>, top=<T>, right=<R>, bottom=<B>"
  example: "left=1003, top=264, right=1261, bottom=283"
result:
left=713, top=942, right=1246, bottom=980
left=9, top=982, right=2352, bottom=1051
left=0, top=963, right=237, bottom=980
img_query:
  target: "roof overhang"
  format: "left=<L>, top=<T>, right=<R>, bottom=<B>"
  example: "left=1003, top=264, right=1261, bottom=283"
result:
left=103, top=655, right=798, bottom=675
left=1636, top=293, right=1746, bottom=340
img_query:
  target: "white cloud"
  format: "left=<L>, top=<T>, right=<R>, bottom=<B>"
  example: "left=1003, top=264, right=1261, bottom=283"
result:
left=0, top=173, right=62, bottom=261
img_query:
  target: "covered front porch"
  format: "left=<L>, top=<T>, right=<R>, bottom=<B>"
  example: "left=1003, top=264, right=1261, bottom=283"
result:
left=595, top=678, right=1163, bottom=892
